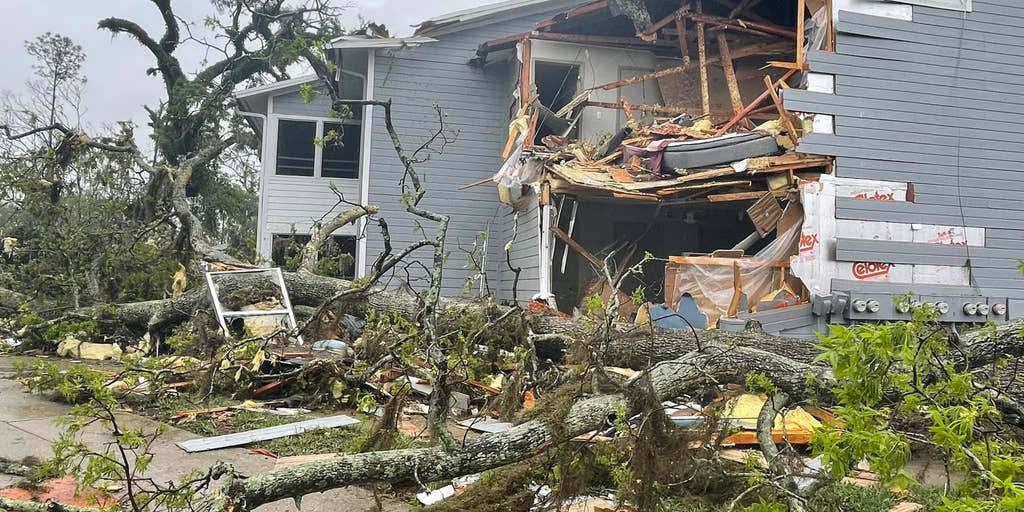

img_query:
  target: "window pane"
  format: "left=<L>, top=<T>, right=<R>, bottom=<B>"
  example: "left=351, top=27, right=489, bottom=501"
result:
left=271, top=233, right=355, bottom=278
left=340, top=73, right=364, bottom=121
left=321, top=122, right=361, bottom=179
left=271, top=234, right=311, bottom=267
left=276, top=120, right=316, bottom=176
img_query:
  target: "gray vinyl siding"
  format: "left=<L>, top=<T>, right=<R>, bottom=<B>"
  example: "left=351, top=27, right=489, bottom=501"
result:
left=272, top=90, right=336, bottom=118
left=363, top=10, right=568, bottom=300
left=500, top=202, right=542, bottom=303
left=259, top=90, right=362, bottom=255
left=783, top=1, right=1024, bottom=304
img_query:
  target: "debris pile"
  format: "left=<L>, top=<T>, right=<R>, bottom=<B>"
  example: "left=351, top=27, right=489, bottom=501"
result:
left=480, top=0, right=838, bottom=328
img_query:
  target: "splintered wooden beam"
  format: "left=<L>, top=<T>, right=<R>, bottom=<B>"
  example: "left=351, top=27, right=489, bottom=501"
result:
left=682, top=12, right=797, bottom=39
left=763, top=75, right=800, bottom=147
left=716, top=32, right=744, bottom=116
left=535, top=0, right=609, bottom=31
left=707, top=189, right=787, bottom=202
left=696, top=0, right=710, bottom=115
left=713, top=68, right=797, bottom=136
left=591, top=40, right=791, bottom=91
left=641, top=3, right=691, bottom=41
left=519, top=38, right=532, bottom=112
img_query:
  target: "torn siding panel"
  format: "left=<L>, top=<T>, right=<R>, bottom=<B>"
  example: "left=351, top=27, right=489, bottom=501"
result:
left=833, top=0, right=913, bottom=20
left=889, top=0, right=971, bottom=12
left=787, top=0, right=1024, bottom=307
left=805, top=51, right=1024, bottom=96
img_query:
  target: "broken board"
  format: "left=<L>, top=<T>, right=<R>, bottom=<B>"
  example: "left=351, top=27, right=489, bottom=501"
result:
left=456, top=418, right=513, bottom=434
left=176, top=414, right=359, bottom=453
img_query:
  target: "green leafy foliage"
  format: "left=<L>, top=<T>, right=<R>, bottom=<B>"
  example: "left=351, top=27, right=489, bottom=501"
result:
left=812, top=304, right=1024, bottom=511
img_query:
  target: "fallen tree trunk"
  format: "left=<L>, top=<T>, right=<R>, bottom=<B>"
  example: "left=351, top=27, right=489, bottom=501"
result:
left=11, top=271, right=1024, bottom=510
left=220, top=343, right=832, bottom=511
left=42, top=270, right=1024, bottom=375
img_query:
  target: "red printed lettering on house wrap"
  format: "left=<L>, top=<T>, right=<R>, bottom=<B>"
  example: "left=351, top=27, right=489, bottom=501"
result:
left=854, top=191, right=895, bottom=201
left=852, top=262, right=892, bottom=280
left=799, top=233, right=819, bottom=254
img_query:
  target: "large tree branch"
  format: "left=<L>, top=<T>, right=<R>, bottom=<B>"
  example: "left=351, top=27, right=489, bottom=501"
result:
left=0, top=123, right=136, bottom=154
left=219, top=344, right=832, bottom=510
left=150, top=0, right=180, bottom=53
left=299, top=205, right=380, bottom=273
left=97, top=17, right=184, bottom=90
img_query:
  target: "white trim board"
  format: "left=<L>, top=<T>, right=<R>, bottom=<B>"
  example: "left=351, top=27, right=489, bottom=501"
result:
left=356, top=50, right=375, bottom=279
left=892, top=0, right=971, bottom=12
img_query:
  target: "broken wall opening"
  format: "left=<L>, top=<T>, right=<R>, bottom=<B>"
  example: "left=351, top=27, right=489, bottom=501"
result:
left=534, top=60, right=582, bottom=141
left=485, top=0, right=837, bottom=328
left=551, top=195, right=770, bottom=316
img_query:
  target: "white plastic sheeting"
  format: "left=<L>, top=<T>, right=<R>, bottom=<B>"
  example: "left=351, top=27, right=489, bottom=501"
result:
left=670, top=222, right=802, bottom=328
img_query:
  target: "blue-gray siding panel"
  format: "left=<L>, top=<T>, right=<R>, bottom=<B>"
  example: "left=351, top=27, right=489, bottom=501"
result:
left=786, top=3, right=1024, bottom=306
left=363, top=11, right=563, bottom=300
left=501, top=203, right=541, bottom=302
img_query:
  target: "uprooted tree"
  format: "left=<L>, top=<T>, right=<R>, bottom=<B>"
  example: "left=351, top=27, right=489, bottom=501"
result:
left=3, top=2, right=1024, bottom=512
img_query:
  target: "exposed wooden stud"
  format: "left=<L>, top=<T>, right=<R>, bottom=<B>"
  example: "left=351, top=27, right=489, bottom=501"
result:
left=674, top=17, right=691, bottom=67
left=716, top=32, right=744, bottom=116
left=519, top=38, right=532, bottom=112
left=766, top=60, right=808, bottom=70
left=763, top=75, right=800, bottom=147
left=696, top=0, right=710, bottom=116
left=550, top=226, right=603, bottom=268
left=709, top=0, right=770, bottom=22
left=524, top=111, right=540, bottom=147
left=713, top=68, right=797, bottom=136
left=682, top=12, right=797, bottom=39
left=540, top=181, right=552, bottom=205
left=584, top=100, right=775, bottom=119
left=590, top=40, right=791, bottom=91
left=825, top=0, right=834, bottom=51
left=796, top=0, right=806, bottom=69
left=458, top=176, right=494, bottom=191
left=727, top=261, right=743, bottom=317
left=706, top=23, right=781, bottom=39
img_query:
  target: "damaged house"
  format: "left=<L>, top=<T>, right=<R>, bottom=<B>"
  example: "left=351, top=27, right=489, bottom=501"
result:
left=235, top=0, right=1021, bottom=337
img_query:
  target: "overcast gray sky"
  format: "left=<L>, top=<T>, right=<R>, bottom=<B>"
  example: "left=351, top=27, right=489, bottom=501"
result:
left=0, top=0, right=481, bottom=137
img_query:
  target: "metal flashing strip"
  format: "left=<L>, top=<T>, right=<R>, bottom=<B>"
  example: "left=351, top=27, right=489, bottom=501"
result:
left=176, top=415, right=360, bottom=452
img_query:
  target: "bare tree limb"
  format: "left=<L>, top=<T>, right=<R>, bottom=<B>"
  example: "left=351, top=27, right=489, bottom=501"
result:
left=299, top=205, right=380, bottom=273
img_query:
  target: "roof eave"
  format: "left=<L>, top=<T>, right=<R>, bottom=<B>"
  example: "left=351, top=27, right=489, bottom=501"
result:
left=327, top=36, right=437, bottom=49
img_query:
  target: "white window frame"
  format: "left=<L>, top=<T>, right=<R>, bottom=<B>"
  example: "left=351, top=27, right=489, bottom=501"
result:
left=258, top=52, right=374, bottom=279
left=267, top=66, right=368, bottom=180
left=269, top=115, right=362, bottom=179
